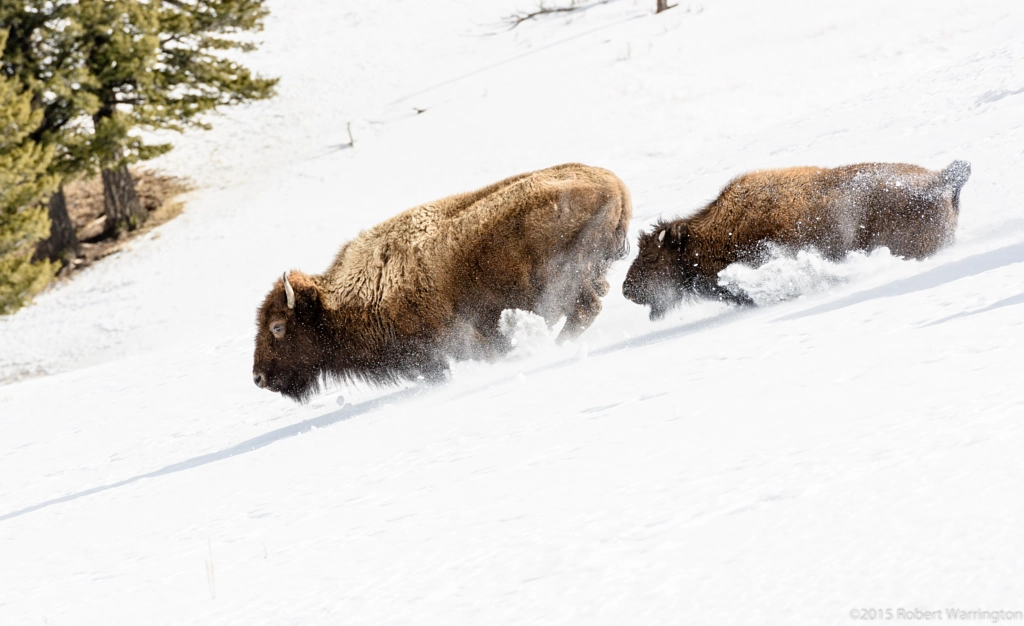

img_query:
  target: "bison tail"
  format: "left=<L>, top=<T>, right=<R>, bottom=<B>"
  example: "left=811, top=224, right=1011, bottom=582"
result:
left=940, top=160, right=971, bottom=213
left=941, top=160, right=971, bottom=193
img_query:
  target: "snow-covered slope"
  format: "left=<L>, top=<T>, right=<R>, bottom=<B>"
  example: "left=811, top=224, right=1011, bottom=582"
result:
left=2, top=1, right=1023, bottom=623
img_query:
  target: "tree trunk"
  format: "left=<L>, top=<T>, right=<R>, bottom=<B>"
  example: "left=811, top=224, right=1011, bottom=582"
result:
left=33, top=185, right=80, bottom=264
left=656, top=0, right=676, bottom=13
left=102, top=157, right=146, bottom=235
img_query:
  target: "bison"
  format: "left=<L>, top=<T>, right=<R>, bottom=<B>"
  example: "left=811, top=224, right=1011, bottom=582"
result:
left=253, top=163, right=632, bottom=401
left=623, top=161, right=971, bottom=318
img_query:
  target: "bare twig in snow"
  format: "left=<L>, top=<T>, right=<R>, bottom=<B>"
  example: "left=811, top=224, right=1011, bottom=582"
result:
left=656, top=0, right=678, bottom=13
left=205, top=539, right=216, bottom=600
left=503, top=0, right=610, bottom=30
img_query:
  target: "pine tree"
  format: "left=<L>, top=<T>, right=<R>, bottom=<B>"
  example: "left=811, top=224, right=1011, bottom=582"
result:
left=73, top=0, right=161, bottom=232
left=2, top=1, right=99, bottom=262
left=0, top=38, right=57, bottom=314
left=73, top=0, right=278, bottom=233
left=2, top=0, right=278, bottom=242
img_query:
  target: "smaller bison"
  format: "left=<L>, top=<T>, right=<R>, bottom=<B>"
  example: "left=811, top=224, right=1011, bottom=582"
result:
left=253, top=163, right=631, bottom=401
left=623, top=161, right=971, bottom=318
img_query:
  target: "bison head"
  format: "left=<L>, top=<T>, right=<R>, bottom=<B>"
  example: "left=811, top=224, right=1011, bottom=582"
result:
left=252, top=271, right=332, bottom=402
left=622, top=223, right=694, bottom=320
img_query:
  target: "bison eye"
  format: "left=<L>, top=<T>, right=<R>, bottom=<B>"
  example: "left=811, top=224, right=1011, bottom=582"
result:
left=271, top=321, right=286, bottom=339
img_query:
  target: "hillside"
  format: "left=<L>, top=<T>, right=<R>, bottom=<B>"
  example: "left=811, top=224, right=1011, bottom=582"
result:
left=2, top=1, right=1023, bottom=623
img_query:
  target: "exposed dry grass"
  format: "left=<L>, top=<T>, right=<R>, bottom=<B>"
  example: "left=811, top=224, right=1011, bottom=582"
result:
left=57, top=169, right=191, bottom=278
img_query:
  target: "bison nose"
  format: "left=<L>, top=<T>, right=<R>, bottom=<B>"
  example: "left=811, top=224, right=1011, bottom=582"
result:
left=253, top=372, right=266, bottom=388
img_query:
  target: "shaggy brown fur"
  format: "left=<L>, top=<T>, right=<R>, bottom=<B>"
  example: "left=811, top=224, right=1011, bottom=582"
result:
left=253, top=163, right=632, bottom=401
left=623, top=161, right=971, bottom=318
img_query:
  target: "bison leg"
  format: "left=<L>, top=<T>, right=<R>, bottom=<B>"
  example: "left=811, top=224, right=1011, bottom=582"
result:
left=418, top=355, right=450, bottom=385
left=478, top=325, right=513, bottom=359
left=446, top=312, right=512, bottom=361
left=471, top=313, right=513, bottom=360
left=557, top=281, right=602, bottom=343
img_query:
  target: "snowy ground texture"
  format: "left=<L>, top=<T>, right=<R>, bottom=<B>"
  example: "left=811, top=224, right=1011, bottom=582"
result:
left=3, top=0, right=1024, bottom=623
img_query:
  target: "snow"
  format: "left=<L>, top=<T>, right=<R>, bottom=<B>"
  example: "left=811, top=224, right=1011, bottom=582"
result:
left=2, top=0, right=1024, bottom=623
left=717, top=246, right=906, bottom=306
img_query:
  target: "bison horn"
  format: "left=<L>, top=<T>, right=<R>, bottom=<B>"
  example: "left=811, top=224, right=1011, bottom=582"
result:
left=658, top=230, right=666, bottom=243
left=283, top=272, right=295, bottom=309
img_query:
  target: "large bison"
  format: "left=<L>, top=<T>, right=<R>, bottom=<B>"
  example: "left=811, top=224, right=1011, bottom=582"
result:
left=253, top=163, right=632, bottom=401
left=623, top=161, right=971, bottom=318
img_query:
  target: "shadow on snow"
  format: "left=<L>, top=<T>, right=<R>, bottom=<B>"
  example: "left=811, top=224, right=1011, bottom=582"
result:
left=16, top=244, right=1022, bottom=521
left=920, top=291, right=1024, bottom=327
left=776, top=242, right=1024, bottom=322
left=0, top=305, right=752, bottom=522
left=0, top=387, right=424, bottom=522
left=2, top=299, right=761, bottom=524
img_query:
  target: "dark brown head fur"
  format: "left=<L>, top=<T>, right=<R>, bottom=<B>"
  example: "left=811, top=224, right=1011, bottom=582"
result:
left=252, top=272, right=338, bottom=401
left=623, top=222, right=712, bottom=319
left=623, top=161, right=970, bottom=317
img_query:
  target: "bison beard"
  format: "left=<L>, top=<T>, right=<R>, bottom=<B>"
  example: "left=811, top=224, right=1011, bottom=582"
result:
left=252, top=163, right=632, bottom=401
left=623, top=161, right=970, bottom=317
